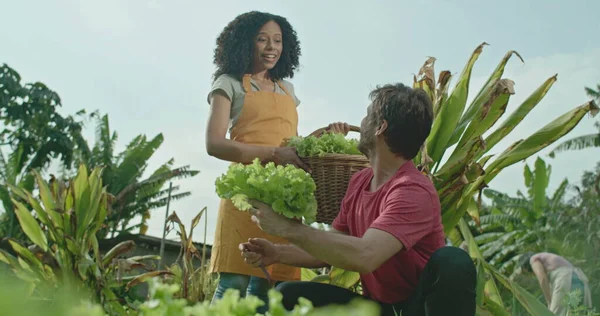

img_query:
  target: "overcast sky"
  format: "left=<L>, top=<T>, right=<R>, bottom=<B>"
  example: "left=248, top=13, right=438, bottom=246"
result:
left=2, top=0, right=599, bottom=244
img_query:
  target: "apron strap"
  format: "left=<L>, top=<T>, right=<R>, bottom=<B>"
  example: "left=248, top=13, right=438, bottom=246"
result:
left=243, top=74, right=291, bottom=96
left=242, top=74, right=253, bottom=93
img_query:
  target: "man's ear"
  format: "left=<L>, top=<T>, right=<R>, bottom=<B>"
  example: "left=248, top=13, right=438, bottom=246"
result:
left=375, top=120, right=388, bottom=136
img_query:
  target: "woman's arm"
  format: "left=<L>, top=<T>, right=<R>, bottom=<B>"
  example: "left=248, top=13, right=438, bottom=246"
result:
left=205, top=90, right=309, bottom=170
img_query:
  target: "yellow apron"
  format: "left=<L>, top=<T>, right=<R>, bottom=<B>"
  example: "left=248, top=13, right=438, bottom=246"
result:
left=209, top=74, right=301, bottom=282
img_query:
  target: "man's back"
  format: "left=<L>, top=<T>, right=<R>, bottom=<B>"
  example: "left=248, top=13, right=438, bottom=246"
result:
left=530, top=252, right=573, bottom=272
left=332, top=161, right=445, bottom=304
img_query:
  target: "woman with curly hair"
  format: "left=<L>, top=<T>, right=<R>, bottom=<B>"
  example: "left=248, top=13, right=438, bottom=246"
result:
left=205, top=11, right=348, bottom=310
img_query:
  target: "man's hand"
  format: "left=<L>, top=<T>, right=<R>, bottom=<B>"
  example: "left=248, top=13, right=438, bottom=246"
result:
left=248, top=200, right=297, bottom=237
left=239, top=238, right=280, bottom=268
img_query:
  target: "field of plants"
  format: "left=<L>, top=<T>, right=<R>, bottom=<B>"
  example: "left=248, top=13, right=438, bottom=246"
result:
left=1, top=43, right=599, bottom=315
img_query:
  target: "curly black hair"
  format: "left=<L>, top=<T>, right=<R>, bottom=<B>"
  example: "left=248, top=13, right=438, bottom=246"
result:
left=212, top=11, right=301, bottom=82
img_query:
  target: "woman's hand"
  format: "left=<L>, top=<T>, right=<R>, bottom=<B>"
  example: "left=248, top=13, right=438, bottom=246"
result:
left=272, top=147, right=311, bottom=172
left=327, top=122, right=350, bottom=135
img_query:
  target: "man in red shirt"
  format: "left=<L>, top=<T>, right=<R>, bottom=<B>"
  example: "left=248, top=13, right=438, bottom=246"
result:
left=240, top=83, right=476, bottom=315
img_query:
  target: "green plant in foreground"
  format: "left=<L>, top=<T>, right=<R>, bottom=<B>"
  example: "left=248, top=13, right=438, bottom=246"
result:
left=0, top=165, right=171, bottom=314
left=137, top=277, right=380, bottom=316
left=411, top=43, right=598, bottom=315
left=0, top=273, right=105, bottom=316
left=0, top=272, right=378, bottom=316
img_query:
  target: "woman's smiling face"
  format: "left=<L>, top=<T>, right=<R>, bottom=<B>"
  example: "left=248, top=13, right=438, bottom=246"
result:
left=252, top=20, right=283, bottom=73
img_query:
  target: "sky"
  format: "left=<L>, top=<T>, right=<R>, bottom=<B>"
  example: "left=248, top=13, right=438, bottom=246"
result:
left=1, top=0, right=599, bottom=244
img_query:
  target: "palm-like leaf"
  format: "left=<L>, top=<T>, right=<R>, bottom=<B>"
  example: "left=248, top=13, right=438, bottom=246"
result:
left=71, top=114, right=199, bottom=237
left=479, top=214, right=520, bottom=227
left=473, top=157, right=569, bottom=282
left=409, top=44, right=596, bottom=314
left=548, top=130, right=600, bottom=157
left=585, top=84, right=600, bottom=100
left=547, top=84, right=600, bottom=157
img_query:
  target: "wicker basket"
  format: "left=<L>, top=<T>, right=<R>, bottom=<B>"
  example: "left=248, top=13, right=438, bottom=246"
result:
left=302, top=125, right=370, bottom=224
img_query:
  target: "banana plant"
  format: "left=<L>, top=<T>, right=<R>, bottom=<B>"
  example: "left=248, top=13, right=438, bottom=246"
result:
left=412, top=43, right=598, bottom=315
left=0, top=165, right=171, bottom=314
left=70, top=113, right=200, bottom=238
left=301, top=267, right=361, bottom=293
left=474, top=157, right=568, bottom=276
left=548, top=84, right=600, bottom=157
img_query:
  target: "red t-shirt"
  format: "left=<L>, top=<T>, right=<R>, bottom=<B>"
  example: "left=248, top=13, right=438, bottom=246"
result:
left=332, top=161, right=445, bottom=304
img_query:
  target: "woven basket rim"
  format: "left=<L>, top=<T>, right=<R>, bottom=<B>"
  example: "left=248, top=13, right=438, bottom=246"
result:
left=300, top=153, right=368, bottom=159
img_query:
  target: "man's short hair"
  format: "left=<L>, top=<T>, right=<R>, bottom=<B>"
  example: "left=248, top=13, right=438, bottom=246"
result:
left=369, top=83, right=433, bottom=159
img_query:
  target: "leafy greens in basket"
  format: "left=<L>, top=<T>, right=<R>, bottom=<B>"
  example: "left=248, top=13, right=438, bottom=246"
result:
left=285, top=132, right=361, bottom=157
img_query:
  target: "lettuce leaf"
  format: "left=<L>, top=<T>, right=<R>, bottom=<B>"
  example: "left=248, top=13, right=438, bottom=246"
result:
left=285, top=132, right=361, bottom=157
left=215, top=159, right=318, bottom=224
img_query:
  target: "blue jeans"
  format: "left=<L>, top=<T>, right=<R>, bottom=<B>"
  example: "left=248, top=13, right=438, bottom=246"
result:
left=211, top=272, right=272, bottom=314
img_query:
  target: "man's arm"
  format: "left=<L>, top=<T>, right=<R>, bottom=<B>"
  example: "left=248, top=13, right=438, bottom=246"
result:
left=241, top=229, right=347, bottom=269
left=531, top=260, right=552, bottom=305
left=276, top=229, right=346, bottom=268
left=249, top=184, right=429, bottom=274
left=280, top=184, right=433, bottom=274
left=284, top=224, right=403, bottom=274
left=275, top=243, right=328, bottom=268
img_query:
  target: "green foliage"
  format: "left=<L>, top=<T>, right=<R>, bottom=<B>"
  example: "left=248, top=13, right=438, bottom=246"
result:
left=0, top=273, right=106, bottom=316
left=472, top=159, right=600, bottom=313
left=0, top=272, right=378, bottom=315
left=563, top=289, right=599, bottom=316
left=71, top=113, right=199, bottom=237
left=549, top=121, right=600, bottom=157
left=0, top=63, right=88, bottom=171
left=301, top=266, right=361, bottom=294
left=137, top=277, right=380, bottom=316
left=472, top=157, right=568, bottom=276
left=548, top=83, right=600, bottom=157
left=163, top=209, right=215, bottom=303
left=412, top=43, right=597, bottom=235
left=0, top=165, right=170, bottom=314
left=545, top=162, right=600, bottom=308
left=409, top=43, right=596, bottom=314
left=215, top=158, right=318, bottom=224
left=483, top=262, right=554, bottom=316
left=584, top=84, right=600, bottom=101
left=0, top=63, right=89, bottom=238
left=285, top=132, right=361, bottom=157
